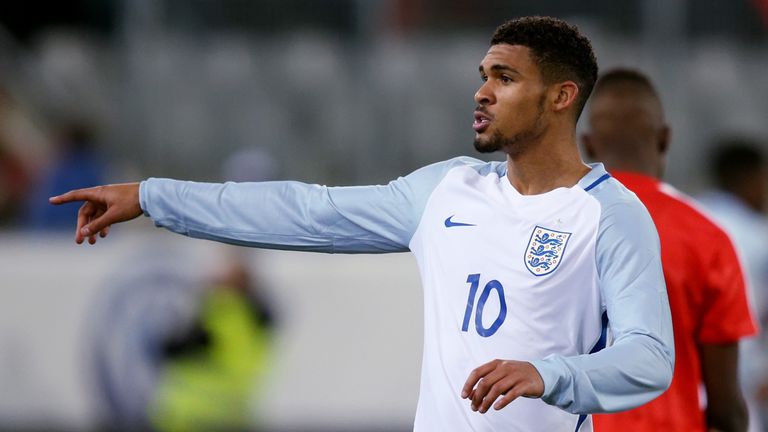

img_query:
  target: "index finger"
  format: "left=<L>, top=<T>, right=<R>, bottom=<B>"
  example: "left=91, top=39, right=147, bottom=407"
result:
left=49, top=188, right=98, bottom=205
left=461, top=360, right=498, bottom=399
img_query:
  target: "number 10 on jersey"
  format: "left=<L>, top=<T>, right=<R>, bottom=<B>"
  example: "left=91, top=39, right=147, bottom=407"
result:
left=462, top=273, right=507, bottom=337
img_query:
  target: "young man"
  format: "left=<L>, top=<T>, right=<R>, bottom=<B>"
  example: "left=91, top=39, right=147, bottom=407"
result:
left=698, top=141, right=768, bottom=432
left=51, top=17, right=673, bottom=431
left=582, top=68, right=757, bottom=432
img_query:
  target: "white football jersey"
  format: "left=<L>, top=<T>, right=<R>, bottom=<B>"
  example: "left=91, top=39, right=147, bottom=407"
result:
left=140, top=157, right=674, bottom=432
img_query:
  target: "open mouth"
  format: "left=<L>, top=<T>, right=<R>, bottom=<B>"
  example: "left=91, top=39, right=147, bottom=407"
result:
left=473, top=111, right=491, bottom=133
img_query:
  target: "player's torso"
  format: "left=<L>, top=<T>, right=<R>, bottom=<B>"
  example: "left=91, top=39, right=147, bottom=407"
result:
left=409, top=165, right=604, bottom=432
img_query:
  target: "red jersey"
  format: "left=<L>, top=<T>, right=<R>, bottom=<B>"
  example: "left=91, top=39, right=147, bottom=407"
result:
left=593, top=171, right=758, bottom=431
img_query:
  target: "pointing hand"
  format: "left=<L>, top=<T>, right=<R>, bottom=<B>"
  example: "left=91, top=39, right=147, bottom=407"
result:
left=49, top=183, right=142, bottom=244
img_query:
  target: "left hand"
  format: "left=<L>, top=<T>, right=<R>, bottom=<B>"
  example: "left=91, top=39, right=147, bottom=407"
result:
left=461, top=359, right=545, bottom=413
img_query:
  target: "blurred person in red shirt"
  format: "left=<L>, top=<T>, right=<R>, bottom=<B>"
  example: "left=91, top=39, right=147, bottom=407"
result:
left=583, top=68, right=758, bottom=432
left=0, top=87, right=36, bottom=226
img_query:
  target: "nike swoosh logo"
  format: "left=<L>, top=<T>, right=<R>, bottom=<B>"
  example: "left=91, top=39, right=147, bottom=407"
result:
left=444, top=215, right=476, bottom=228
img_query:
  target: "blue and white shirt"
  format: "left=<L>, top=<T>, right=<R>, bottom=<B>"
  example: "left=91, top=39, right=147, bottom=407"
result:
left=139, top=157, right=674, bottom=432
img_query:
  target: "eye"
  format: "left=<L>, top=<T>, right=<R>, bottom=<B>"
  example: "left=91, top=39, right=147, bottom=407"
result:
left=480, top=74, right=488, bottom=82
left=500, top=75, right=513, bottom=84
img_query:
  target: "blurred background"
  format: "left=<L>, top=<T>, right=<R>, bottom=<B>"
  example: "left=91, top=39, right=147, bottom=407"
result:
left=1, top=0, right=767, bottom=431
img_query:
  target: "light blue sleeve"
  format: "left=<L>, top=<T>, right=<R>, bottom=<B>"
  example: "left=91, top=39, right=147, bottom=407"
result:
left=139, top=157, right=482, bottom=253
left=531, top=192, right=675, bottom=414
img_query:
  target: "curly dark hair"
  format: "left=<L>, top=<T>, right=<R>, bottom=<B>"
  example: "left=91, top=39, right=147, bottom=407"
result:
left=491, top=16, right=598, bottom=120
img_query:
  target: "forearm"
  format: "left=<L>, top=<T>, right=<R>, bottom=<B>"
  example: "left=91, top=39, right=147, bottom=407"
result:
left=141, top=179, right=338, bottom=251
left=702, top=342, right=749, bottom=432
left=531, top=331, right=673, bottom=414
left=706, top=402, right=748, bottom=432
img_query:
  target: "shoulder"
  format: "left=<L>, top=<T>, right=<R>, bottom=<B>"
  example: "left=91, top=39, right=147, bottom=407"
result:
left=655, top=183, right=734, bottom=241
left=587, top=176, right=654, bottom=228
left=405, top=156, right=504, bottom=184
left=429, top=156, right=502, bottom=175
left=585, top=177, right=662, bottom=270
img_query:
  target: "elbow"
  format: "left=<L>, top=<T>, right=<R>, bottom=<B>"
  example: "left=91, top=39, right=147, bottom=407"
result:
left=626, top=334, right=674, bottom=403
left=661, top=339, right=674, bottom=390
left=648, top=338, right=675, bottom=395
left=654, top=358, right=673, bottom=393
left=707, top=401, right=748, bottom=432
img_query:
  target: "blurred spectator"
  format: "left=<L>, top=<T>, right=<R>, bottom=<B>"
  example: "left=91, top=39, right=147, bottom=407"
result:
left=149, top=250, right=277, bottom=432
left=0, top=87, right=47, bottom=227
left=0, top=144, right=29, bottom=226
left=87, top=250, right=203, bottom=430
left=697, top=137, right=768, bottom=431
left=25, top=121, right=105, bottom=229
left=755, top=0, right=768, bottom=28
left=88, top=247, right=278, bottom=431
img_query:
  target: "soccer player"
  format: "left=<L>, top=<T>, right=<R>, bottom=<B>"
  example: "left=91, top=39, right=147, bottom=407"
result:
left=50, top=17, right=674, bottom=431
left=582, top=68, right=757, bottom=432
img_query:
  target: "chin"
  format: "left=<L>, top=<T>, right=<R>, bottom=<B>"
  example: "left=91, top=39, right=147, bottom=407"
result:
left=473, top=132, right=503, bottom=154
left=473, top=143, right=499, bottom=154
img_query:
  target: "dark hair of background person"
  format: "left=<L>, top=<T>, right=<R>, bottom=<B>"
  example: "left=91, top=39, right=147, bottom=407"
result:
left=490, top=16, right=598, bottom=120
left=582, top=67, right=670, bottom=179
left=708, top=137, right=767, bottom=212
left=592, top=68, right=658, bottom=98
left=710, top=138, right=765, bottom=190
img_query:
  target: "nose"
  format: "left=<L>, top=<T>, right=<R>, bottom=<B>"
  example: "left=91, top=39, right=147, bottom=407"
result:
left=474, top=81, right=494, bottom=105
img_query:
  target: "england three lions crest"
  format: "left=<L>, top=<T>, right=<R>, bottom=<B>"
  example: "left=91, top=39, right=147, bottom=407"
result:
left=524, top=226, right=572, bottom=276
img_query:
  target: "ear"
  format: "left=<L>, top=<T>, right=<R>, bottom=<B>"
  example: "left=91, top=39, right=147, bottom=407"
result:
left=551, top=81, right=580, bottom=114
left=658, top=124, right=671, bottom=155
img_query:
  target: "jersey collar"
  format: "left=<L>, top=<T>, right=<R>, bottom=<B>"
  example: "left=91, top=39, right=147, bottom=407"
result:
left=577, top=163, right=612, bottom=192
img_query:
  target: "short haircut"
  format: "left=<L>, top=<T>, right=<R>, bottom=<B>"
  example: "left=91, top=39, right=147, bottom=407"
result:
left=491, top=16, right=598, bottom=120
left=709, top=137, right=766, bottom=190
left=593, top=68, right=659, bottom=99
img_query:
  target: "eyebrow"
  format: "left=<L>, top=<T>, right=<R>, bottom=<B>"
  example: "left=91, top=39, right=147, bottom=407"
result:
left=478, top=64, right=522, bottom=75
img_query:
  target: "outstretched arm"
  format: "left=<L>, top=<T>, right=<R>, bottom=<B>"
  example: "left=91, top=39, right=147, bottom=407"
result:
left=49, top=183, right=143, bottom=244
left=49, top=157, right=483, bottom=251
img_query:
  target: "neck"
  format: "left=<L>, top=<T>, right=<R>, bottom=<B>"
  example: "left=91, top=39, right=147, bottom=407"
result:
left=505, top=129, right=590, bottom=195
left=600, top=156, right=661, bottom=179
